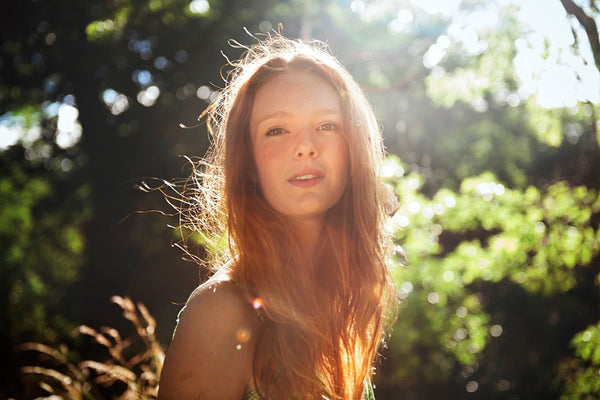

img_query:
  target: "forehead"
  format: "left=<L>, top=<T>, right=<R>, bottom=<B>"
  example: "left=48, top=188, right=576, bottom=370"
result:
left=250, top=69, right=341, bottom=116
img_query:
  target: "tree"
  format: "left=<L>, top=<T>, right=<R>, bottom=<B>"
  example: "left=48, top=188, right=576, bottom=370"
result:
left=356, top=0, right=600, bottom=398
left=1, top=0, right=306, bottom=395
left=2, top=0, right=600, bottom=398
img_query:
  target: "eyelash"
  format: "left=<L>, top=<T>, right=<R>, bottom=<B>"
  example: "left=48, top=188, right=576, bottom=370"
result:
left=265, top=127, right=287, bottom=136
left=264, top=123, right=339, bottom=136
left=317, top=123, right=338, bottom=131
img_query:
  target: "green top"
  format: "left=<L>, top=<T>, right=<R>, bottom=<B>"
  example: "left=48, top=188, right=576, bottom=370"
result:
left=243, top=391, right=260, bottom=400
left=242, top=380, right=375, bottom=399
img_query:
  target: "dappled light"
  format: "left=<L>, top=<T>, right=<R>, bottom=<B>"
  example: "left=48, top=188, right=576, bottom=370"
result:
left=189, top=0, right=210, bottom=14
left=1, top=0, right=600, bottom=398
left=103, top=88, right=130, bottom=115
left=137, top=86, right=161, bottom=107
left=55, top=103, right=82, bottom=149
left=416, top=0, right=600, bottom=111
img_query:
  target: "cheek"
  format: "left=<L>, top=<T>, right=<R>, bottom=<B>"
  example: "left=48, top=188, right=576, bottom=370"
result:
left=336, top=141, right=350, bottom=179
left=253, top=146, right=281, bottom=187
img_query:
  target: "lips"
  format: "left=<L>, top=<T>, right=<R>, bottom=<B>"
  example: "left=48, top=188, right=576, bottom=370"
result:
left=293, top=174, right=320, bottom=180
left=288, top=170, right=324, bottom=187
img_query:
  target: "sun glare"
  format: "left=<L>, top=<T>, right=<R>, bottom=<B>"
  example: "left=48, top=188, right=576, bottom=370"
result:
left=353, top=0, right=600, bottom=109
left=417, top=0, right=461, bottom=17
left=515, top=0, right=600, bottom=107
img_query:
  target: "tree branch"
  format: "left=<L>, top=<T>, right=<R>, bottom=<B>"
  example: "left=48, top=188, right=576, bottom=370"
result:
left=560, top=0, right=600, bottom=70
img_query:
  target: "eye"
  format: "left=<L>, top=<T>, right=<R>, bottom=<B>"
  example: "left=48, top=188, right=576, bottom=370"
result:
left=265, top=127, right=287, bottom=136
left=317, top=122, right=339, bottom=131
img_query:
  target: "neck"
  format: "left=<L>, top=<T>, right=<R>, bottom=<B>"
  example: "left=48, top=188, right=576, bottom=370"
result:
left=287, top=216, right=325, bottom=260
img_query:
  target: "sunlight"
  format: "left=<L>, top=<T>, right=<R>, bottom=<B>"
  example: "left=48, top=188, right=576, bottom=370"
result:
left=0, top=114, right=42, bottom=151
left=55, top=103, right=82, bottom=149
left=515, top=0, right=600, bottom=107
left=0, top=98, right=82, bottom=152
left=137, top=85, right=160, bottom=107
left=0, top=123, right=23, bottom=150
left=417, top=0, right=461, bottom=17
left=404, top=0, right=600, bottom=108
left=103, top=88, right=130, bottom=115
left=422, top=35, right=451, bottom=68
left=189, top=0, right=209, bottom=14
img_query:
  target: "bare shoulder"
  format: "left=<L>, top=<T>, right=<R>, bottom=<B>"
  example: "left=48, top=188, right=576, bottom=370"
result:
left=158, top=279, right=261, bottom=400
left=184, top=278, right=256, bottom=326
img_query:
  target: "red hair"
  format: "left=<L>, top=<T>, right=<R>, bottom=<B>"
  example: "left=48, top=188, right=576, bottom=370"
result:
left=180, top=35, right=397, bottom=399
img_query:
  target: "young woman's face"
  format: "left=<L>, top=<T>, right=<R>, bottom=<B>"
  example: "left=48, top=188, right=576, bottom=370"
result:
left=249, top=69, right=349, bottom=225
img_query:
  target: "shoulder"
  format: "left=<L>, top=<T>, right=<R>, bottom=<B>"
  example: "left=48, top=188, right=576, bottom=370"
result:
left=184, top=277, right=252, bottom=322
left=158, top=278, right=261, bottom=400
left=181, top=278, right=260, bottom=339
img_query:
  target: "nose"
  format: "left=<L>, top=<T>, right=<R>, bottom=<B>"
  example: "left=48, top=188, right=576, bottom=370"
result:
left=294, top=129, right=318, bottom=159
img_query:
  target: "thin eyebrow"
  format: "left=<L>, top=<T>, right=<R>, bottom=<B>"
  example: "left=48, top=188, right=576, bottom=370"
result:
left=255, top=109, right=342, bottom=125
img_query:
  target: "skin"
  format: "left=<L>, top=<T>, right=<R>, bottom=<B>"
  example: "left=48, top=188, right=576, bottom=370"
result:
left=158, top=70, right=350, bottom=399
left=250, top=70, right=349, bottom=256
left=158, top=278, right=261, bottom=399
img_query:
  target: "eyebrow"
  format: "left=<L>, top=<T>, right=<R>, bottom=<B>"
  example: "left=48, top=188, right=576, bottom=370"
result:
left=254, top=108, right=342, bottom=125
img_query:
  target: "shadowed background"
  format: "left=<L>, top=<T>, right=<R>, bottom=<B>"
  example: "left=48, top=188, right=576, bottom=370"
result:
left=1, top=0, right=599, bottom=398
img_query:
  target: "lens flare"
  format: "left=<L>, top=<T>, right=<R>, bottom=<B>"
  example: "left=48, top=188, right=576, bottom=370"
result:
left=252, top=297, right=263, bottom=310
left=236, top=327, right=251, bottom=343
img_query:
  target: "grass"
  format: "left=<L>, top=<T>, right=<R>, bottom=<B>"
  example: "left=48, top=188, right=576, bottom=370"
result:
left=17, top=296, right=165, bottom=399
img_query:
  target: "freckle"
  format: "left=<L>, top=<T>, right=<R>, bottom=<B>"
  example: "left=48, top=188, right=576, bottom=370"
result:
left=236, top=328, right=251, bottom=343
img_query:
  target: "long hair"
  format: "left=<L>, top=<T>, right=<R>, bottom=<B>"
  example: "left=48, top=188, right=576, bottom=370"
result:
left=181, top=35, right=397, bottom=399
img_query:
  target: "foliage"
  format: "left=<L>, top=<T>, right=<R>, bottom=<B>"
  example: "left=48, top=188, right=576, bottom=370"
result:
left=0, top=150, right=89, bottom=344
left=18, top=296, right=164, bottom=400
left=556, top=320, right=600, bottom=399
left=377, top=154, right=600, bottom=398
left=2, top=0, right=600, bottom=399
left=368, top=1, right=600, bottom=397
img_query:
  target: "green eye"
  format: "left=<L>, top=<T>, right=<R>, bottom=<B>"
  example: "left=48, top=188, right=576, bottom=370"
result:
left=318, top=123, right=338, bottom=131
left=266, top=127, right=286, bottom=136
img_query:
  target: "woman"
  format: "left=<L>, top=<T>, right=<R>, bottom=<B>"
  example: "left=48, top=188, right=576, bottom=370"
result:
left=158, top=35, right=397, bottom=400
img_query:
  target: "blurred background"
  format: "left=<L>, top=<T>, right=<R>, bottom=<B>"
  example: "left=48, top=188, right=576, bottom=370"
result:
left=1, top=0, right=599, bottom=398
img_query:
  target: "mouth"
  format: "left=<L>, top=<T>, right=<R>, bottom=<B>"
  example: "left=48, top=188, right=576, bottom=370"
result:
left=290, top=173, right=321, bottom=181
left=288, top=171, right=324, bottom=186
